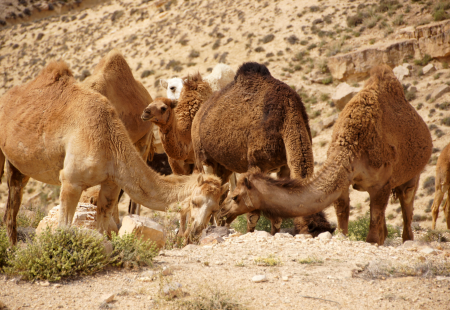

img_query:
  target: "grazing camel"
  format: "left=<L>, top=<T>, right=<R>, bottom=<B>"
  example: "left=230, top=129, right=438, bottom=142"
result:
left=431, top=143, right=450, bottom=229
left=220, top=65, right=432, bottom=245
left=142, top=73, right=213, bottom=175
left=83, top=49, right=155, bottom=217
left=0, top=61, right=226, bottom=245
left=192, top=62, right=315, bottom=234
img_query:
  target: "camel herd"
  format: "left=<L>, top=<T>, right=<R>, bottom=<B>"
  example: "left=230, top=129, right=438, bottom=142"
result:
left=0, top=49, right=448, bottom=247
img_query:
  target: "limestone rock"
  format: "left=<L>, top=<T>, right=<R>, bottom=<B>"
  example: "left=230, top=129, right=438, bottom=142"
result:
left=322, top=114, right=339, bottom=129
left=420, top=247, right=438, bottom=255
left=201, top=226, right=230, bottom=239
left=36, top=204, right=118, bottom=235
left=317, top=231, right=332, bottom=240
left=254, top=230, right=273, bottom=238
left=119, top=215, right=165, bottom=249
left=274, top=233, right=294, bottom=239
left=431, top=84, right=450, bottom=99
left=162, top=282, right=183, bottom=298
left=332, top=83, right=361, bottom=110
left=200, top=235, right=224, bottom=245
left=252, top=275, right=268, bottom=283
left=393, top=65, right=410, bottom=81
left=423, top=63, right=436, bottom=75
left=407, top=85, right=417, bottom=93
left=403, top=63, right=413, bottom=70
left=101, top=294, right=115, bottom=303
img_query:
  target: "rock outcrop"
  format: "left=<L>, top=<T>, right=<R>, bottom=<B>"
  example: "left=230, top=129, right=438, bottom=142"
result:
left=328, top=20, right=450, bottom=82
left=119, top=215, right=165, bottom=248
left=331, top=82, right=361, bottom=110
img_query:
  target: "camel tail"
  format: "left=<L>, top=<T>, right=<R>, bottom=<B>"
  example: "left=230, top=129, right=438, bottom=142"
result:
left=0, top=149, right=4, bottom=184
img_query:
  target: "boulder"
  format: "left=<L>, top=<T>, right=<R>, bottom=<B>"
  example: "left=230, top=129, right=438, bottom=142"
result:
left=36, top=204, right=118, bottom=235
left=393, top=65, right=410, bottom=81
left=317, top=231, right=332, bottom=240
left=252, top=275, right=268, bottom=283
left=274, top=232, right=294, bottom=239
left=422, top=64, right=436, bottom=75
left=431, top=85, right=450, bottom=99
left=332, top=83, right=361, bottom=110
left=200, top=234, right=224, bottom=245
left=119, top=215, right=165, bottom=248
left=200, top=225, right=230, bottom=239
left=322, top=114, right=339, bottom=129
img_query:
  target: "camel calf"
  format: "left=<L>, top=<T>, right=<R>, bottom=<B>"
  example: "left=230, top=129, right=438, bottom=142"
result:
left=431, top=143, right=450, bottom=229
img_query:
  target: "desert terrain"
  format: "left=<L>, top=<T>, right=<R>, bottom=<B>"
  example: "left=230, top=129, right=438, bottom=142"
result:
left=1, top=0, right=450, bottom=309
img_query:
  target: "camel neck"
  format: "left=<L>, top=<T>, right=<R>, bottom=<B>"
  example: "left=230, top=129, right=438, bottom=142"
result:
left=254, top=149, right=353, bottom=218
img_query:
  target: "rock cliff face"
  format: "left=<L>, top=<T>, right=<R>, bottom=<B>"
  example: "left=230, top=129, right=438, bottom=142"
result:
left=329, top=20, right=450, bottom=82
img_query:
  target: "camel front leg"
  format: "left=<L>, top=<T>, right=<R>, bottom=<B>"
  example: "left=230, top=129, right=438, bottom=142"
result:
left=246, top=210, right=260, bottom=233
left=269, top=217, right=282, bottom=235
left=394, top=176, right=419, bottom=242
left=444, top=190, right=450, bottom=229
left=333, top=187, right=350, bottom=235
left=59, top=172, right=83, bottom=228
left=97, top=181, right=122, bottom=234
left=367, top=183, right=391, bottom=245
left=4, top=160, right=29, bottom=245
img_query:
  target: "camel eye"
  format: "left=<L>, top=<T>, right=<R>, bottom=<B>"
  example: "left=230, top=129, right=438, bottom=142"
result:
left=170, top=86, right=176, bottom=91
left=161, top=106, right=167, bottom=112
left=232, top=196, right=238, bottom=201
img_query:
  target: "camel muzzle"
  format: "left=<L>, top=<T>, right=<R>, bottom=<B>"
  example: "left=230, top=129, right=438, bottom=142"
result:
left=141, top=111, right=154, bottom=121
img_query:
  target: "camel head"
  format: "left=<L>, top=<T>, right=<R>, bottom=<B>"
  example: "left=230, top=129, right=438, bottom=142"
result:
left=217, top=172, right=261, bottom=226
left=141, top=97, right=176, bottom=125
left=184, top=174, right=229, bottom=238
left=160, top=78, right=185, bottom=100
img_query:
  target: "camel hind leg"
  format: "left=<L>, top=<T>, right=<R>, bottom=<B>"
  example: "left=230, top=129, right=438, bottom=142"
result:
left=366, top=183, right=391, bottom=245
left=394, top=176, right=420, bottom=242
left=96, top=180, right=121, bottom=234
left=431, top=184, right=446, bottom=230
left=58, top=171, right=83, bottom=228
left=3, top=160, right=30, bottom=245
left=0, top=149, right=5, bottom=183
left=444, top=190, right=450, bottom=229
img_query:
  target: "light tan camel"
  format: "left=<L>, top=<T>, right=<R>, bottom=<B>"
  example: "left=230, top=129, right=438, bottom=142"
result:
left=141, top=73, right=213, bottom=175
left=431, top=143, right=450, bottom=229
left=192, top=62, right=315, bottom=235
left=83, top=49, right=155, bottom=216
left=220, top=65, right=432, bottom=245
left=0, top=61, right=226, bottom=244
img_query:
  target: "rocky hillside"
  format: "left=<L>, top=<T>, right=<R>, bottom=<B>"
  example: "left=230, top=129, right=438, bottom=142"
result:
left=1, top=0, right=450, bottom=230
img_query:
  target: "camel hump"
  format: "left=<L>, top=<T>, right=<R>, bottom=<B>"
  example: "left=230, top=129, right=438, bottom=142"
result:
left=40, top=61, right=73, bottom=82
left=367, top=64, right=402, bottom=91
left=235, top=62, right=271, bottom=81
left=184, top=72, right=204, bottom=90
left=93, top=49, right=132, bottom=77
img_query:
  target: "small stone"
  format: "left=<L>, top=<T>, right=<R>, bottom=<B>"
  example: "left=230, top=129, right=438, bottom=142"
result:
left=402, top=240, right=419, bottom=248
left=39, top=281, right=50, bottom=287
left=274, top=233, right=294, bottom=239
left=162, top=266, right=173, bottom=276
left=423, top=63, right=436, bottom=75
left=322, top=114, right=338, bottom=129
left=421, top=247, right=438, bottom=255
left=53, top=284, right=62, bottom=288
left=317, top=231, right=332, bottom=240
left=254, top=231, right=272, bottom=238
left=282, top=276, right=289, bottom=282
left=407, top=85, right=417, bottom=93
left=252, top=275, right=268, bottom=283
left=436, top=276, right=450, bottom=281
left=162, top=282, right=183, bottom=298
left=393, top=65, right=410, bottom=81
left=101, top=293, right=115, bottom=303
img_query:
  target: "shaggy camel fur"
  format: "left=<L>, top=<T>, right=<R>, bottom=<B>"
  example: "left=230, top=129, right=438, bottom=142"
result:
left=83, top=49, right=155, bottom=216
left=220, top=65, right=432, bottom=245
left=0, top=61, right=225, bottom=244
left=431, top=143, right=450, bottom=229
left=142, top=73, right=213, bottom=175
left=192, top=62, right=314, bottom=234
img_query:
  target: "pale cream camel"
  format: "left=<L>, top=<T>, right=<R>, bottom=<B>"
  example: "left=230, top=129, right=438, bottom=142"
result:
left=220, top=65, right=432, bottom=245
left=0, top=61, right=225, bottom=244
left=431, top=142, right=450, bottom=229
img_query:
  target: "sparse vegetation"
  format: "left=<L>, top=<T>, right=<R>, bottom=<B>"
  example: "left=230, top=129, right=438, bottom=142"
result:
left=0, top=227, right=10, bottom=269
left=176, top=286, right=247, bottom=310
left=298, top=256, right=324, bottom=265
left=420, top=230, right=449, bottom=242
left=414, top=54, right=432, bottom=66
left=261, top=34, right=275, bottom=44
left=110, top=231, right=158, bottom=268
left=254, top=255, right=282, bottom=266
left=348, top=212, right=400, bottom=241
left=189, top=50, right=200, bottom=58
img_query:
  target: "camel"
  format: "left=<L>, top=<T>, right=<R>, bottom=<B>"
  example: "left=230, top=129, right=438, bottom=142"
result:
left=142, top=73, right=213, bottom=175
left=219, top=65, right=432, bottom=245
left=0, top=61, right=227, bottom=245
left=192, top=62, right=315, bottom=234
left=431, top=143, right=450, bottom=229
left=83, top=49, right=155, bottom=217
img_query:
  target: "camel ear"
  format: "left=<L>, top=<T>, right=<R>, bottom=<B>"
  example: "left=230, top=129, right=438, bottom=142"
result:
left=220, top=183, right=229, bottom=196
left=183, top=78, right=188, bottom=84
left=197, top=174, right=204, bottom=186
left=160, top=79, right=168, bottom=89
left=244, top=177, right=252, bottom=189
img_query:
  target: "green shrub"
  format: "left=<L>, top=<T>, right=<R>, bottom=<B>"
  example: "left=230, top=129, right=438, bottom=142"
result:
left=189, top=50, right=200, bottom=58
left=0, top=227, right=11, bottom=269
left=348, top=212, right=400, bottom=241
left=421, top=230, right=449, bottom=242
left=6, top=227, right=108, bottom=281
left=261, top=34, right=275, bottom=44
left=231, top=215, right=293, bottom=234
left=347, top=14, right=363, bottom=27
left=414, top=54, right=432, bottom=66
left=433, top=1, right=450, bottom=21
left=110, top=231, right=158, bottom=268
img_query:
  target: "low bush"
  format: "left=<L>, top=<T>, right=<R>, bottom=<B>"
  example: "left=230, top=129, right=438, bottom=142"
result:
left=348, top=212, right=400, bottom=241
left=110, top=231, right=158, bottom=268
left=231, top=214, right=293, bottom=234
left=0, top=227, right=11, bottom=269
left=421, top=230, right=449, bottom=242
